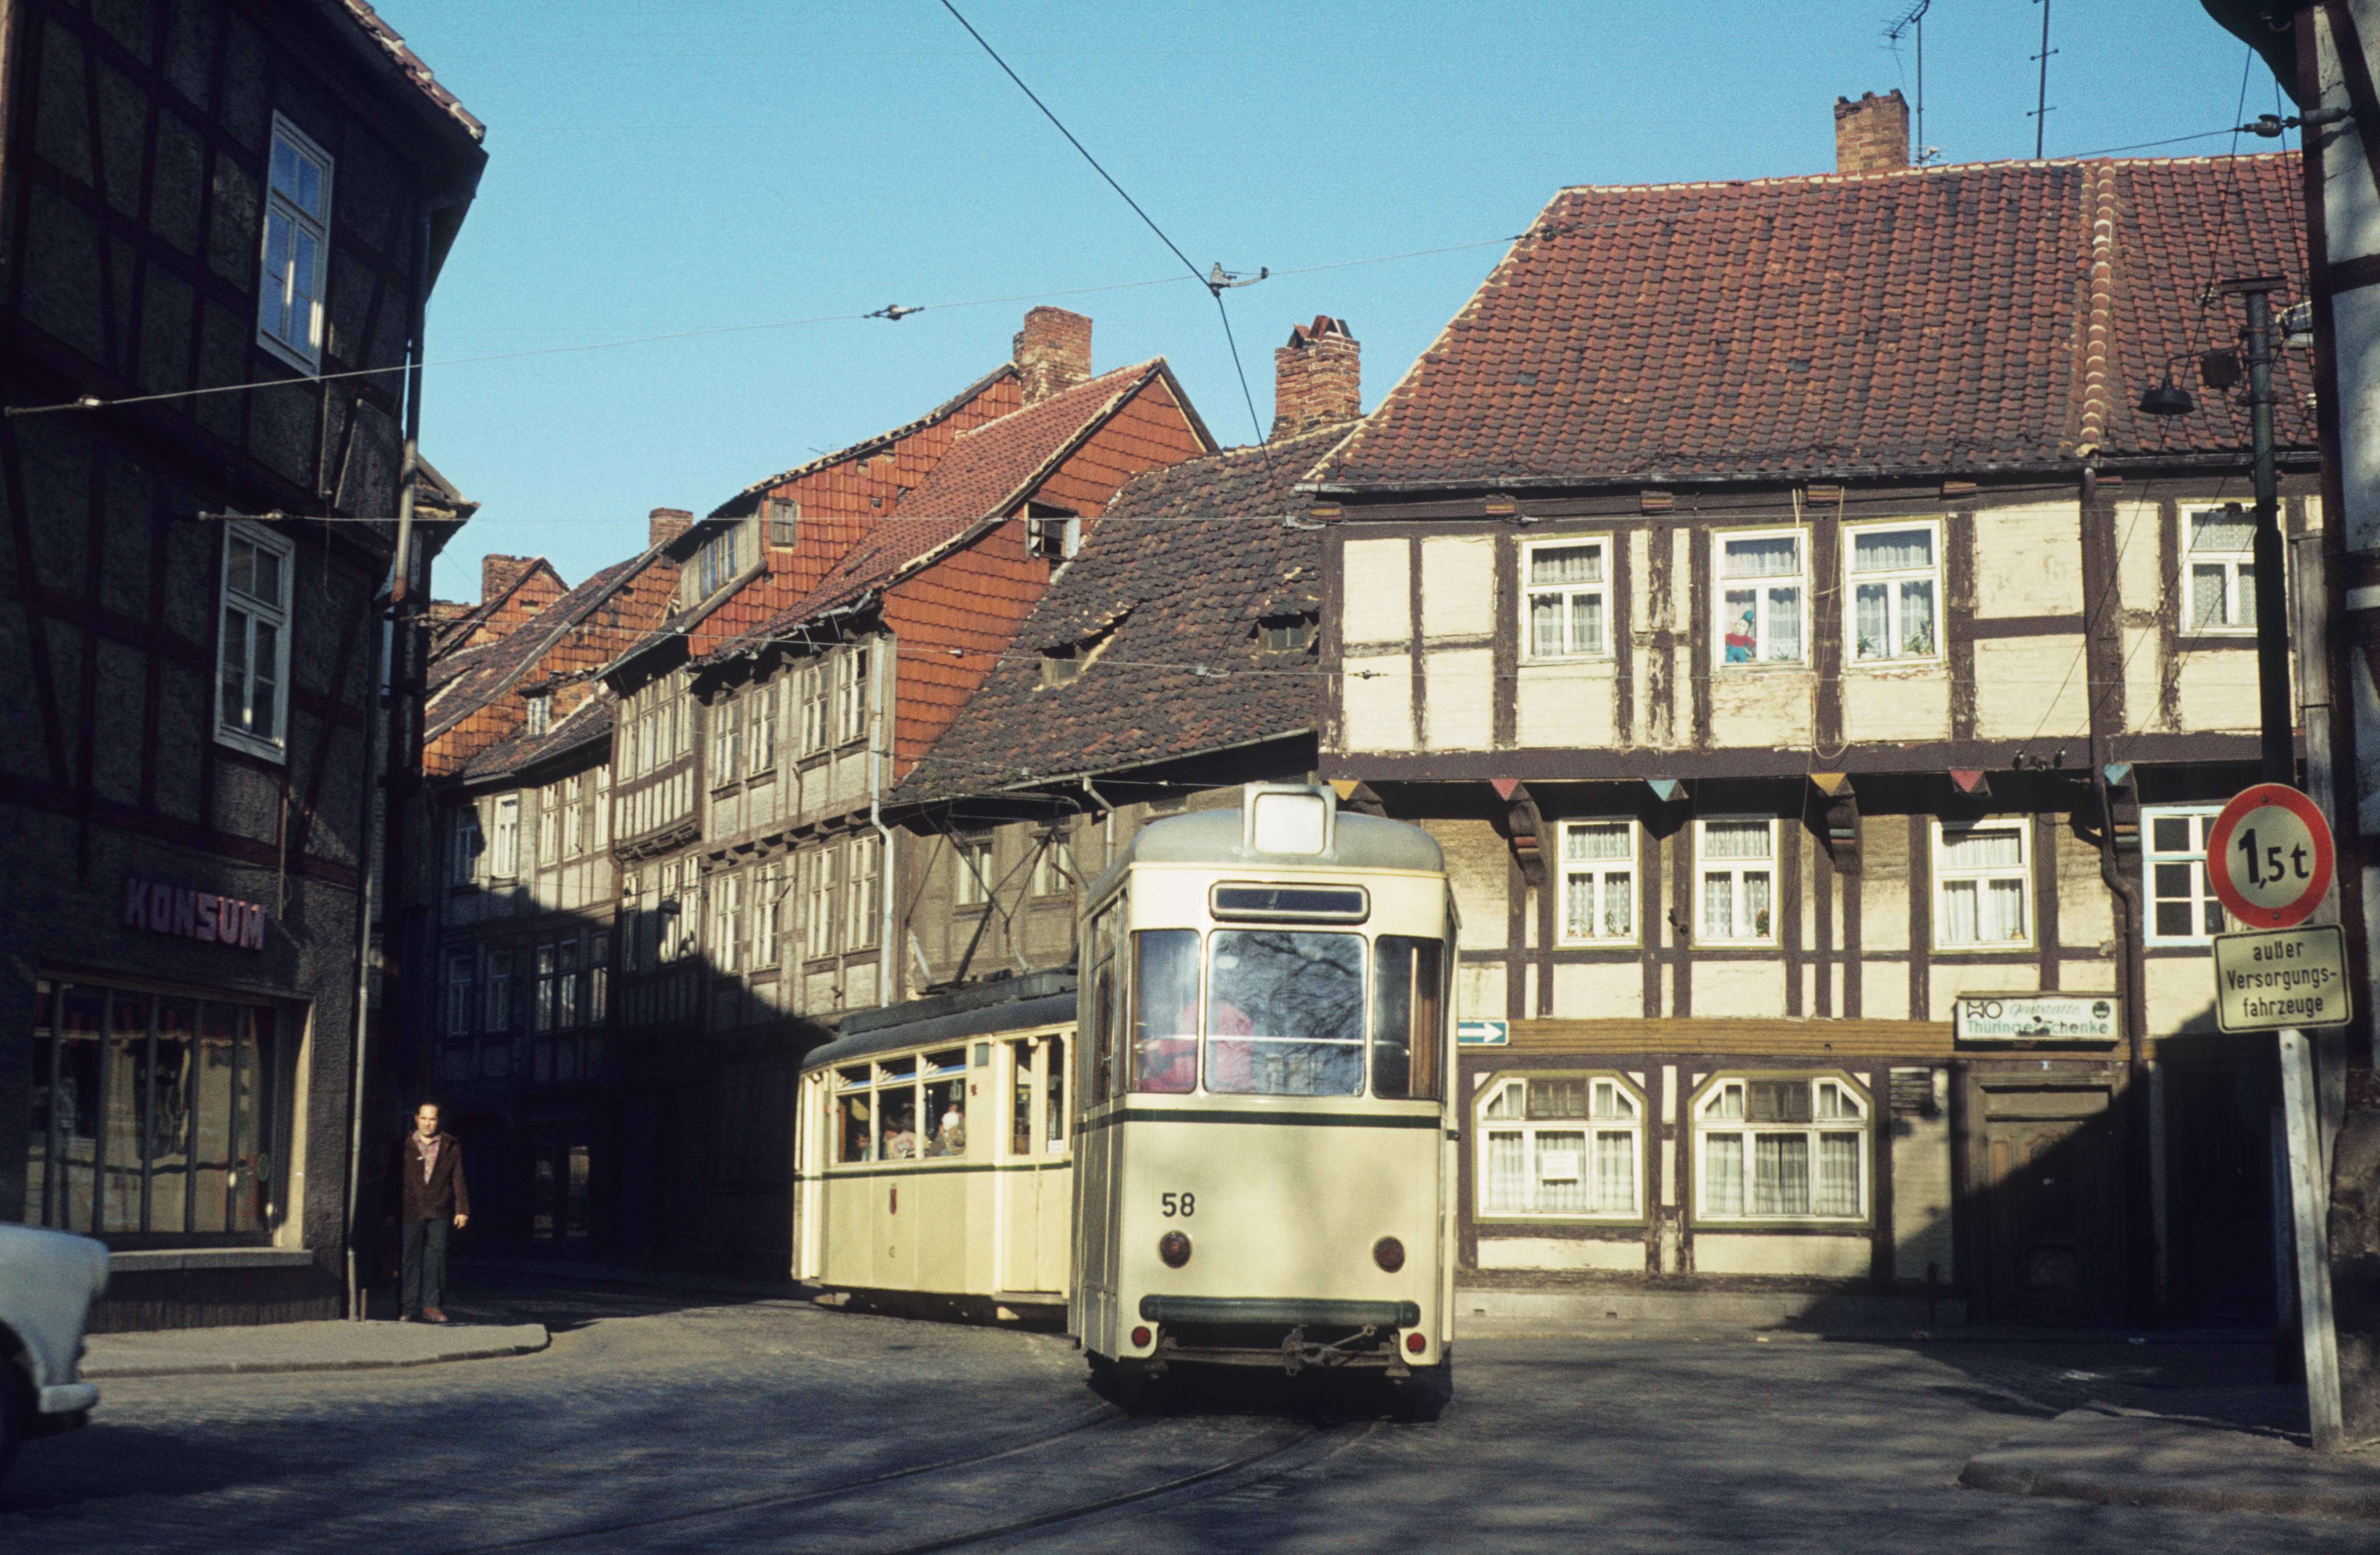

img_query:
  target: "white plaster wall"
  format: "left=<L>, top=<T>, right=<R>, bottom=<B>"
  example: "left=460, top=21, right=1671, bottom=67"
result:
left=2112, top=500, right=2163, bottom=611
left=1476, top=1237, right=1645, bottom=1272
left=1861, top=821, right=1911, bottom=952
left=1341, top=539, right=1411, bottom=645
left=1928, top=961, right=2039, bottom=1023
left=2057, top=832, right=2114, bottom=948
left=1420, top=535, right=1496, bottom=639
left=1692, top=960, right=1788, bottom=1017
left=2061, top=957, right=2119, bottom=993
left=2176, top=650, right=2262, bottom=733
left=1692, top=1233, right=1872, bottom=1278
left=1709, top=670, right=1815, bottom=749
left=1458, top=961, right=1507, bottom=1022
left=1973, top=636, right=2089, bottom=741
left=1552, top=961, right=1644, bottom=1018
left=1340, top=656, right=1413, bottom=751
left=1424, top=649, right=1494, bottom=750
left=1842, top=667, right=1952, bottom=744
left=1890, top=1088, right=1956, bottom=1282
left=2145, top=954, right=2221, bottom=1038
left=1428, top=819, right=1509, bottom=953
left=1974, top=503, right=2085, bottom=616
left=1861, top=962, right=1912, bottom=1019
left=1516, top=665, right=1617, bottom=748
left=2122, top=624, right=2166, bottom=734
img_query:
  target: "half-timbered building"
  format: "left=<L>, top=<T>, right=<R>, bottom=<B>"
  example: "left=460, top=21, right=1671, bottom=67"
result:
left=1, top=0, right=485, bottom=1327
left=1302, top=96, right=2324, bottom=1327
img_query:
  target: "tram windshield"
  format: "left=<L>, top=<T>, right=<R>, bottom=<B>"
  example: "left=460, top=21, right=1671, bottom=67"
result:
left=1205, top=930, right=1365, bottom=1096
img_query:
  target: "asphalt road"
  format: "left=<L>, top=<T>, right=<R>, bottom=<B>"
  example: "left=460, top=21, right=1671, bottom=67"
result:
left=3, top=1274, right=2364, bottom=1554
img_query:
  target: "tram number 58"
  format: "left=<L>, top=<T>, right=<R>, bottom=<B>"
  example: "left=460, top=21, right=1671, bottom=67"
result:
left=1160, top=1192, right=1197, bottom=1218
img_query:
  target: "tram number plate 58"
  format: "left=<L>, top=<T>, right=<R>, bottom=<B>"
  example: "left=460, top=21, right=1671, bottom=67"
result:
left=1160, top=1192, right=1196, bottom=1218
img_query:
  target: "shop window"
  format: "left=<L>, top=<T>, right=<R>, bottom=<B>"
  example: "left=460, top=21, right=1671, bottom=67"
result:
left=216, top=521, right=294, bottom=760
left=1695, top=1075, right=1869, bottom=1222
left=922, top=1048, right=967, bottom=1156
left=1847, top=522, right=1939, bottom=662
left=2144, top=806, right=2227, bottom=944
left=2184, top=507, right=2257, bottom=633
left=1130, top=929, right=1200, bottom=1093
left=1715, top=529, right=1806, bottom=665
left=258, top=115, right=332, bottom=370
left=1477, top=1075, right=1643, bottom=1218
left=1933, top=819, right=2031, bottom=948
left=1560, top=820, right=1636, bottom=943
left=1696, top=818, right=1776, bottom=944
left=1523, top=538, right=1611, bottom=660
left=26, top=982, right=280, bottom=1238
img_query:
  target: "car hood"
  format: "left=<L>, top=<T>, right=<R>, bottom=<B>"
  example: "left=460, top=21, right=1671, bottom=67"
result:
left=0, top=1223, right=109, bottom=1391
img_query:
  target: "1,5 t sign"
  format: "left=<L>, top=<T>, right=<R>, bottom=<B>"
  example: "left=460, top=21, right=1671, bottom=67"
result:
left=2206, top=783, right=2335, bottom=931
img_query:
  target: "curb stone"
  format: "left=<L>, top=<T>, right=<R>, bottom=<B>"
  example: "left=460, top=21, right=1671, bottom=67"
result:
left=81, top=1323, right=551, bottom=1380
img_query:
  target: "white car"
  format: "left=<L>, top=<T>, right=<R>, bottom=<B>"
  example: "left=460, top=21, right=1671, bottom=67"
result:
left=0, top=1223, right=108, bottom=1485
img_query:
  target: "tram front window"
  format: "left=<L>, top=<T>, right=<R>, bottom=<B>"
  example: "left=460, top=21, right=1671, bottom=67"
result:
left=1205, top=930, right=1365, bottom=1096
left=1131, top=930, right=1199, bottom=1093
left=1371, top=935, right=1445, bottom=1100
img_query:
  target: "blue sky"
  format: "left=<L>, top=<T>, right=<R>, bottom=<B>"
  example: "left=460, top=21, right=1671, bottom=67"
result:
left=402, top=1, right=2272, bottom=598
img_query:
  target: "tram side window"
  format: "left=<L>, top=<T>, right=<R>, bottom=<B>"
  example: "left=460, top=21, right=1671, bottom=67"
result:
left=1010, top=1040, right=1036, bottom=1153
left=923, top=1048, right=967, bottom=1156
left=1206, top=931, right=1365, bottom=1097
left=1130, top=930, right=1199, bottom=1093
left=1089, top=907, right=1118, bottom=1104
left=1371, top=936, right=1445, bottom=1100
left=1046, top=1034, right=1068, bottom=1147
left=878, top=1056, right=919, bottom=1159
left=836, top=1065, right=874, bottom=1164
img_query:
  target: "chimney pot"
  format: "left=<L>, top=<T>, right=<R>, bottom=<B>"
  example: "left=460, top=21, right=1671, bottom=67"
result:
left=649, top=507, right=693, bottom=549
left=1014, top=308, right=1092, bottom=405
left=1271, top=316, right=1361, bottom=441
left=1834, top=90, right=1909, bottom=174
left=480, top=553, right=533, bottom=605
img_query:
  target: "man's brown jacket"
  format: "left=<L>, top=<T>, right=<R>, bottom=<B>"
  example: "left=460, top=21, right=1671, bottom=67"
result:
left=394, top=1132, right=470, bottom=1222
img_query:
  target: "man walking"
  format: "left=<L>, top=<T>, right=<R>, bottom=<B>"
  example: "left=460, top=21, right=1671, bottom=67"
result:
left=394, top=1102, right=469, bottom=1323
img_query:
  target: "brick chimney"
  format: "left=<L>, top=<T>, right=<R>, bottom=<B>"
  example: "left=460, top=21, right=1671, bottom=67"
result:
left=1834, top=91, right=1909, bottom=174
left=648, top=507, right=693, bottom=549
left=480, top=554, right=532, bottom=605
left=1013, top=308, right=1092, bottom=405
left=1271, top=317, right=1361, bottom=440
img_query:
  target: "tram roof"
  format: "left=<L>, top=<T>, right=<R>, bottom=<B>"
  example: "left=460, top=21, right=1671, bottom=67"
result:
left=798, top=989, right=1077, bottom=1075
left=1089, top=806, right=1444, bottom=903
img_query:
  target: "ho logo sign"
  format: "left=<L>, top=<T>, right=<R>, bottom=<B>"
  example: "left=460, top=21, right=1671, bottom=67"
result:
left=2205, top=784, right=2334, bottom=931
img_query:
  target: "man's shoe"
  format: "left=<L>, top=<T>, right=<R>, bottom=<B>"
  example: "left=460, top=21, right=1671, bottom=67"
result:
left=423, top=1307, right=450, bottom=1324
left=397, top=1313, right=414, bottom=1323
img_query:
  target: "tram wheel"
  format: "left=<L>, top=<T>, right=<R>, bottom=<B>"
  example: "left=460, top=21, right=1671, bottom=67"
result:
left=1088, top=1356, right=1171, bottom=1415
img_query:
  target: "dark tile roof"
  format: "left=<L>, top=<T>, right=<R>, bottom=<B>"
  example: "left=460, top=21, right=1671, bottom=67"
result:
left=332, top=0, right=483, bottom=140
left=426, top=553, right=649, bottom=740
left=457, top=693, right=614, bottom=784
left=897, top=364, right=1160, bottom=518
left=1313, top=154, right=2311, bottom=491
left=892, top=423, right=1354, bottom=806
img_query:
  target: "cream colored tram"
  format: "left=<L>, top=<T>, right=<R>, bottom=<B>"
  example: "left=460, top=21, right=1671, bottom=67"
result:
left=793, top=981, right=1075, bottom=1317
left=1071, top=784, right=1455, bottom=1406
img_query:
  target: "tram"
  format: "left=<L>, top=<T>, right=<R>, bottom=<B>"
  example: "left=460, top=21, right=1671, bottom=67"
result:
left=1071, top=784, right=1455, bottom=1407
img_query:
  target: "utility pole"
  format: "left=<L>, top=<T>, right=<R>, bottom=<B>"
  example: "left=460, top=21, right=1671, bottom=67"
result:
left=2223, top=277, right=2295, bottom=786
left=2030, top=0, right=2057, bottom=157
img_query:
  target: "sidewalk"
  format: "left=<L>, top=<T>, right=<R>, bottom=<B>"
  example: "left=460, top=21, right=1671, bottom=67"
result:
left=81, top=1318, right=550, bottom=1380
left=1961, top=1403, right=2380, bottom=1521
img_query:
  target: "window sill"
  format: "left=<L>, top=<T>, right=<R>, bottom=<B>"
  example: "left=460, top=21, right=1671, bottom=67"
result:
left=1555, top=937, right=1641, bottom=950
left=214, top=727, right=288, bottom=765
left=1693, top=938, right=1778, bottom=950
left=1690, top=1219, right=1871, bottom=1232
left=254, top=330, right=322, bottom=376
left=1474, top=1214, right=1647, bottom=1227
left=1845, top=657, right=1944, bottom=671
left=1519, top=655, right=1617, bottom=668
left=1712, top=660, right=1812, bottom=672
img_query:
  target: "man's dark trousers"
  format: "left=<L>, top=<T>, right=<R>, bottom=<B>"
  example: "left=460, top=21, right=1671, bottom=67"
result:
left=401, top=1217, right=450, bottom=1317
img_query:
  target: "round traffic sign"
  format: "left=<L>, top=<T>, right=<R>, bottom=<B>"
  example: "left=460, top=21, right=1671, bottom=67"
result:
left=2206, top=783, right=2334, bottom=930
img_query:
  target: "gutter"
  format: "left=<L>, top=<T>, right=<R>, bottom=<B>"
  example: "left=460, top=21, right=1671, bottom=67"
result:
left=1292, top=450, right=2324, bottom=498
left=342, top=587, right=388, bottom=1320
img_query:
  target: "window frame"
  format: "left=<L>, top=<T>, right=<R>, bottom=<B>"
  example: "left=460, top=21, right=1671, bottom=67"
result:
left=2183, top=506, right=2259, bottom=637
left=1694, top=817, right=1779, bottom=946
left=834, top=645, right=868, bottom=746
left=488, top=796, right=522, bottom=880
left=447, top=807, right=483, bottom=888
left=1521, top=535, right=1615, bottom=663
left=256, top=114, right=333, bottom=372
left=952, top=834, right=993, bottom=909
left=1842, top=518, right=1943, bottom=665
left=1474, top=1072, right=1647, bottom=1222
left=803, top=847, right=839, bottom=961
left=444, top=953, right=475, bottom=1037
left=2142, top=804, right=2229, bottom=945
left=1712, top=526, right=1810, bottom=668
left=1691, top=1072, right=1872, bottom=1225
left=215, top=520, right=295, bottom=761
left=845, top=836, right=882, bottom=950
left=1931, top=817, right=2034, bottom=951
left=1557, top=818, right=1638, bottom=946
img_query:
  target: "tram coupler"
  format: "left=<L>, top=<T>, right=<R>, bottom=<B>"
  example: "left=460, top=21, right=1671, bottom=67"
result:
left=1281, top=1323, right=1377, bottom=1375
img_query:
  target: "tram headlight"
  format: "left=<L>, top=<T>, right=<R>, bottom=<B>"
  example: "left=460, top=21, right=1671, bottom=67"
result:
left=1372, top=1236, right=1406, bottom=1273
left=1158, top=1230, right=1193, bottom=1268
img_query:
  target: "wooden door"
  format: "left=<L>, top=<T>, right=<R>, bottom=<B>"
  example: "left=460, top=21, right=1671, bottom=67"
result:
left=1976, top=1081, right=2123, bottom=1326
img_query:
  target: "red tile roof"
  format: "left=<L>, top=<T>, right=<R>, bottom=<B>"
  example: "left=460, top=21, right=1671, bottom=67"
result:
left=896, top=363, right=1167, bottom=518
left=332, top=0, right=483, bottom=140
left=1312, top=154, right=2311, bottom=491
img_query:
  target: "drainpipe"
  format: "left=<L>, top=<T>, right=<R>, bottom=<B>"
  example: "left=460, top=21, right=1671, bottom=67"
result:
left=870, top=636, right=895, bottom=1005
left=343, top=601, right=388, bottom=1319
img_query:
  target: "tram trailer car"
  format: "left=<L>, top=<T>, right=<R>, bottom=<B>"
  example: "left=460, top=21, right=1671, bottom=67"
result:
left=1071, top=786, right=1456, bottom=1406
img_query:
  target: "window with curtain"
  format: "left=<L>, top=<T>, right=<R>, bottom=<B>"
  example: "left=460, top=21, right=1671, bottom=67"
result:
left=1477, top=1075, right=1643, bottom=1218
left=1715, top=531, right=1806, bottom=665
left=1848, top=524, right=1939, bottom=662
left=1524, top=538, right=1610, bottom=660
left=1560, top=820, right=1636, bottom=943
left=2185, top=507, right=2257, bottom=632
left=1935, top=821, right=2030, bottom=947
left=2144, top=807, right=2226, bottom=943
left=1696, top=1076, right=1867, bottom=1221
left=1696, top=819, right=1776, bottom=944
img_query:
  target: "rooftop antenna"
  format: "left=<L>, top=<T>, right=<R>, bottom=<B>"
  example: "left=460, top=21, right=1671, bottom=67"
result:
left=2029, top=0, right=2057, bottom=157
left=1884, top=1, right=1936, bottom=164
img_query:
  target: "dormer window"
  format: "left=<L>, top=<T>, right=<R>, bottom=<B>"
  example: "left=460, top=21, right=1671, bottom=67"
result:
left=682, top=519, right=756, bottom=609
left=1041, top=647, right=1081, bottom=687
left=1026, top=504, right=1081, bottom=561
left=1256, top=614, right=1315, bottom=653
left=763, top=496, right=799, bottom=548
left=524, top=693, right=551, bottom=737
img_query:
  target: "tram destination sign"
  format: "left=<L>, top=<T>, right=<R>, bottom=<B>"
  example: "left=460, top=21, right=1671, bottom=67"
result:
left=2213, top=925, right=2352, bottom=1033
left=1952, top=994, right=2119, bottom=1043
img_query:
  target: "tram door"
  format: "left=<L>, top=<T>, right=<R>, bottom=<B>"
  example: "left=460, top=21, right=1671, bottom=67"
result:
left=1001, top=1039, right=1042, bottom=1290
